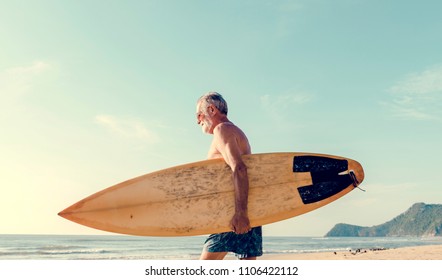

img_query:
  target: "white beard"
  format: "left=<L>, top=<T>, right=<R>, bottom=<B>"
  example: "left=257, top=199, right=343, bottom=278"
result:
left=201, top=118, right=213, bottom=134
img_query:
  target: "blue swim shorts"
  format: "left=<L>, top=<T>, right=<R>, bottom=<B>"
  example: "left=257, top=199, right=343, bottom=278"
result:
left=203, top=226, right=263, bottom=259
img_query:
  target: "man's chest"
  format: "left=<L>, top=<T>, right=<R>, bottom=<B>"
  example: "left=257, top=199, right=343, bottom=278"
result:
left=207, top=139, right=222, bottom=159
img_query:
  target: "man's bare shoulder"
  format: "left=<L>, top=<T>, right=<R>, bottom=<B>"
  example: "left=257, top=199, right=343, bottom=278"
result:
left=213, top=122, right=241, bottom=136
left=213, top=122, right=251, bottom=154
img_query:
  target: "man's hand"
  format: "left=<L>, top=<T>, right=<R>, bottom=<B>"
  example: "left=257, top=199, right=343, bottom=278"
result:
left=230, top=212, right=251, bottom=234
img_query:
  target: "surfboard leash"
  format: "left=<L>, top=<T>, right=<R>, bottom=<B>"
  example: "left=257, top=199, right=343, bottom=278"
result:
left=349, top=170, right=366, bottom=192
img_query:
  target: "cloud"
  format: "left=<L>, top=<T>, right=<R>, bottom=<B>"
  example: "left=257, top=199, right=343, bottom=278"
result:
left=5, top=61, right=50, bottom=75
left=277, top=1, right=303, bottom=13
left=0, top=61, right=52, bottom=98
left=260, top=91, right=313, bottom=129
left=261, top=91, right=312, bottom=114
left=389, top=67, right=442, bottom=95
left=273, top=0, right=304, bottom=39
left=384, top=66, right=442, bottom=121
left=95, top=115, right=160, bottom=144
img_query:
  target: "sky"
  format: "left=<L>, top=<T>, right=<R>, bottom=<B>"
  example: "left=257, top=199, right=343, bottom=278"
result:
left=1, top=0, right=441, bottom=237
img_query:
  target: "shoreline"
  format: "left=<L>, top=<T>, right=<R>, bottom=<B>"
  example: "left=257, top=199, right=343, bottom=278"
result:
left=256, top=244, right=442, bottom=260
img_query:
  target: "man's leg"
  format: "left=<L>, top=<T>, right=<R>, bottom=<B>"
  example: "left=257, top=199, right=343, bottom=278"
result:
left=240, top=256, right=257, bottom=260
left=199, top=251, right=228, bottom=260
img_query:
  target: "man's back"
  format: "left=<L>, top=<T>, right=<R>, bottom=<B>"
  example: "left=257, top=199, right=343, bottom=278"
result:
left=207, top=122, right=251, bottom=160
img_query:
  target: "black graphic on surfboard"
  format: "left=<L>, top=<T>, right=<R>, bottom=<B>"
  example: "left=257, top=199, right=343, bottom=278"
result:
left=293, top=156, right=358, bottom=204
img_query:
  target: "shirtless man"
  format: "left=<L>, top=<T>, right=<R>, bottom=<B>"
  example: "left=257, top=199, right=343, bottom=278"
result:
left=196, top=92, right=262, bottom=260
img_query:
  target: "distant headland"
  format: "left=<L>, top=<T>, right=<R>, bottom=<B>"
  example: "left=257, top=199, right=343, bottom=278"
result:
left=326, top=203, right=442, bottom=237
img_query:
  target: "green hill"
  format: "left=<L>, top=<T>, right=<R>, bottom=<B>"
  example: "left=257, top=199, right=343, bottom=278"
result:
left=325, top=203, right=442, bottom=237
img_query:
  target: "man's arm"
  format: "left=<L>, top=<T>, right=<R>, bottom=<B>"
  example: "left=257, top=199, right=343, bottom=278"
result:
left=213, top=124, right=251, bottom=234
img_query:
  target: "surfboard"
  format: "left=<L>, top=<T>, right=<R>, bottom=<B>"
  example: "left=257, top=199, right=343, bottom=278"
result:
left=58, top=152, right=364, bottom=236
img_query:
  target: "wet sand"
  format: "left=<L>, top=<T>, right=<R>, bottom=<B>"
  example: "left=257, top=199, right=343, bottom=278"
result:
left=258, top=244, right=442, bottom=260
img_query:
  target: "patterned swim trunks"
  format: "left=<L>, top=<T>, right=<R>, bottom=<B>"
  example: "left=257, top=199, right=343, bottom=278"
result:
left=203, top=226, right=263, bottom=259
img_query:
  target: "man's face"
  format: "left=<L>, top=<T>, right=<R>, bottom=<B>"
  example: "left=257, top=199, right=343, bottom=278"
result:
left=196, top=102, right=213, bottom=134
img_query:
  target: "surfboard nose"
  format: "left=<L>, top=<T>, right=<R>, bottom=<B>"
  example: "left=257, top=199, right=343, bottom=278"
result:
left=58, top=204, right=76, bottom=219
left=58, top=208, right=69, bottom=218
left=58, top=204, right=86, bottom=226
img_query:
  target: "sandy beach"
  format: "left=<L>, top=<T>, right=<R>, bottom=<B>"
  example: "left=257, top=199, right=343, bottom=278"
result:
left=257, top=244, right=442, bottom=260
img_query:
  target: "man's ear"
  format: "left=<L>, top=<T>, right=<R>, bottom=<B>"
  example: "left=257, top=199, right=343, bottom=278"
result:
left=208, top=104, right=216, bottom=115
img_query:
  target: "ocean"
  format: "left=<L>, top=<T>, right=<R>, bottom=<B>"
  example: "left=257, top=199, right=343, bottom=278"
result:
left=1, top=235, right=441, bottom=260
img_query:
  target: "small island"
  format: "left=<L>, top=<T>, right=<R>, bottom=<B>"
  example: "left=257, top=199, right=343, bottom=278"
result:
left=325, top=202, right=442, bottom=237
